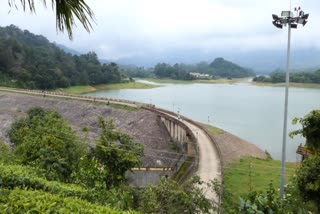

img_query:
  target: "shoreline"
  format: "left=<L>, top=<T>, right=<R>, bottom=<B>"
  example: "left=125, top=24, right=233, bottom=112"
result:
left=55, top=82, right=160, bottom=94
left=137, top=78, right=320, bottom=89
left=54, top=79, right=320, bottom=95
left=136, top=77, right=250, bottom=84
left=251, top=81, right=320, bottom=89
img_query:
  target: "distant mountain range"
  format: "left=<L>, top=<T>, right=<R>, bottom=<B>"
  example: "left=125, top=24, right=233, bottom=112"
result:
left=111, top=48, right=320, bottom=74
left=38, top=41, right=320, bottom=75
left=4, top=24, right=318, bottom=74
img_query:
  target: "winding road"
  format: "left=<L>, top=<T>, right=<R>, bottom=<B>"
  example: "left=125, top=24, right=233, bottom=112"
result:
left=156, top=109, right=222, bottom=204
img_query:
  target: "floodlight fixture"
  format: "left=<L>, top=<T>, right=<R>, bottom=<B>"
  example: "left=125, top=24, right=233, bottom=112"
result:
left=301, top=14, right=309, bottom=19
left=281, top=11, right=293, bottom=17
left=272, top=14, right=279, bottom=20
left=290, top=24, right=297, bottom=29
left=299, top=11, right=304, bottom=17
left=281, top=19, right=289, bottom=24
left=272, top=21, right=283, bottom=29
left=298, top=18, right=308, bottom=26
left=303, top=20, right=307, bottom=26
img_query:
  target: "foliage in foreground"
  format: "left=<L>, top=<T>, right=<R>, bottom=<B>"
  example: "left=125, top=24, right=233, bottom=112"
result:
left=237, top=183, right=314, bottom=214
left=0, top=188, right=136, bottom=214
left=0, top=164, right=89, bottom=200
left=290, top=109, right=320, bottom=209
left=296, top=154, right=320, bottom=207
left=290, top=109, right=320, bottom=153
left=8, top=107, right=85, bottom=181
left=139, top=176, right=220, bottom=214
left=8, top=0, right=95, bottom=39
left=74, top=117, right=144, bottom=190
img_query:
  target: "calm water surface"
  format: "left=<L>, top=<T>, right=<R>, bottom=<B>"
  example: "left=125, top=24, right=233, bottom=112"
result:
left=86, top=81, right=320, bottom=161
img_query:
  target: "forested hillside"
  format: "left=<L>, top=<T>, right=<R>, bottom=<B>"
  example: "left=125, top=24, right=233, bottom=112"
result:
left=154, top=63, right=194, bottom=80
left=123, top=58, right=254, bottom=79
left=209, top=57, right=254, bottom=78
left=0, top=25, right=122, bottom=89
left=253, top=70, right=320, bottom=84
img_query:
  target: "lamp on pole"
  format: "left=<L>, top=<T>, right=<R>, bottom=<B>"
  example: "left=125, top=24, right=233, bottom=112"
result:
left=272, top=7, right=309, bottom=199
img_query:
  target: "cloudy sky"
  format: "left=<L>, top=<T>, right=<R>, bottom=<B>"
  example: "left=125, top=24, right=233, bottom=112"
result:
left=1, top=0, right=319, bottom=64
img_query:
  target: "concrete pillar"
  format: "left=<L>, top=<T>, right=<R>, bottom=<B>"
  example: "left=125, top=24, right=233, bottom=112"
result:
left=175, top=124, right=178, bottom=141
left=178, top=126, right=182, bottom=142
left=187, top=140, right=195, bottom=156
left=182, top=129, right=186, bottom=142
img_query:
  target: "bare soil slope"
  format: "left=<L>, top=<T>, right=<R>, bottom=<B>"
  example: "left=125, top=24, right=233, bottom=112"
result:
left=0, top=92, right=177, bottom=167
left=213, top=132, right=267, bottom=164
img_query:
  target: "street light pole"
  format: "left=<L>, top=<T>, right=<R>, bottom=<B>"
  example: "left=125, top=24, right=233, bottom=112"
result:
left=272, top=7, right=309, bottom=200
left=280, top=23, right=291, bottom=199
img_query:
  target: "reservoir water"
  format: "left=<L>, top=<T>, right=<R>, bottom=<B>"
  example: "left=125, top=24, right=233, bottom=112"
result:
left=86, top=81, right=320, bottom=161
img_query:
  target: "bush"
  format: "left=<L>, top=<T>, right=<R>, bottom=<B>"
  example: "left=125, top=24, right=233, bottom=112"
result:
left=8, top=107, right=86, bottom=181
left=0, top=188, right=137, bottom=214
left=296, top=154, right=320, bottom=209
left=0, top=141, right=12, bottom=164
left=238, top=182, right=313, bottom=213
left=0, top=164, right=88, bottom=199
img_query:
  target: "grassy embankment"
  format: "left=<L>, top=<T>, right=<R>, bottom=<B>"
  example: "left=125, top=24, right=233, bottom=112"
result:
left=57, top=82, right=160, bottom=94
left=202, top=123, right=225, bottom=135
left=251, top=82, right=320, bottom=89
left=137, top=78, right=249, bottom=84
left=224, top=157, right=299, bottom=201
left=203, top=123, right=299, bottom=203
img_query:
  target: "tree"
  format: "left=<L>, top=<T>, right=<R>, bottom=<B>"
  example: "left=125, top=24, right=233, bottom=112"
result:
left=295, top=154, right=320, bottom=211
left=290, top=110, right=320, bottom=154
left=8, top=0, right=95, bottom=39
left=0, top=25, right=123, bottom=89
left=89, top=117, right=144, bottom=189
left=8, top=107, right=85, bottom=181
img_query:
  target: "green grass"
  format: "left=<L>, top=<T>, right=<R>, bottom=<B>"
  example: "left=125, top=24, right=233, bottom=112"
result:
left=107, top=103, right=138, bottom=112
left=172, top=157, right=194, bottom=182
left=224, top=156, right=299, bottom=202
left=95, top=82, right=160, bottom=90
left=56, top=82, right=159, bottom=94
left=251, top=82, right=320, bottom=89
left=138, top=78, right=249, bottom=84
left=57, top=85, right=96, bottom=94
left=201, top=123, right=225, bottom=135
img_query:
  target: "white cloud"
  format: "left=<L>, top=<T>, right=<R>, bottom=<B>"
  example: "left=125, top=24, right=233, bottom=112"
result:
left=1, top=0, right=319, bottom=61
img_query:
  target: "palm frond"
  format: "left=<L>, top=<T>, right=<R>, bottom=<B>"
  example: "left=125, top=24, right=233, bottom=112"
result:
left=7, top=0, right=95, bottom=39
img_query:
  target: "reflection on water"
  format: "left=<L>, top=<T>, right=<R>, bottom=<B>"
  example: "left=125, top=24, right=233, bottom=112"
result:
left=86, top=81, right=320, bottom=161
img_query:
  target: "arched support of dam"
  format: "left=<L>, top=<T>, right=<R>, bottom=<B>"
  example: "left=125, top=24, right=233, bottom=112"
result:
left=160, top=115, right=197, bottom=157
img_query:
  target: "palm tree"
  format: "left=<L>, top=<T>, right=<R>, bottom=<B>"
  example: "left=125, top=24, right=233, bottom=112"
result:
left=8, top=0, right=95, bottom=39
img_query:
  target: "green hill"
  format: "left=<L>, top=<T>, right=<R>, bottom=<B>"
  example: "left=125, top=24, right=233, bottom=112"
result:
left=209, top=57, right=255, bottom=78
left=0, top=25, right=122, bottom=89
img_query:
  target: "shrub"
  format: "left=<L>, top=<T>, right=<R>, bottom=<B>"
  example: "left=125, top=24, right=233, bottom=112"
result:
left=8, top=107, right=86, bottom=181
left=0, top=164, right=88, bottom=199
left=0, top=188, right=137, bottom=214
